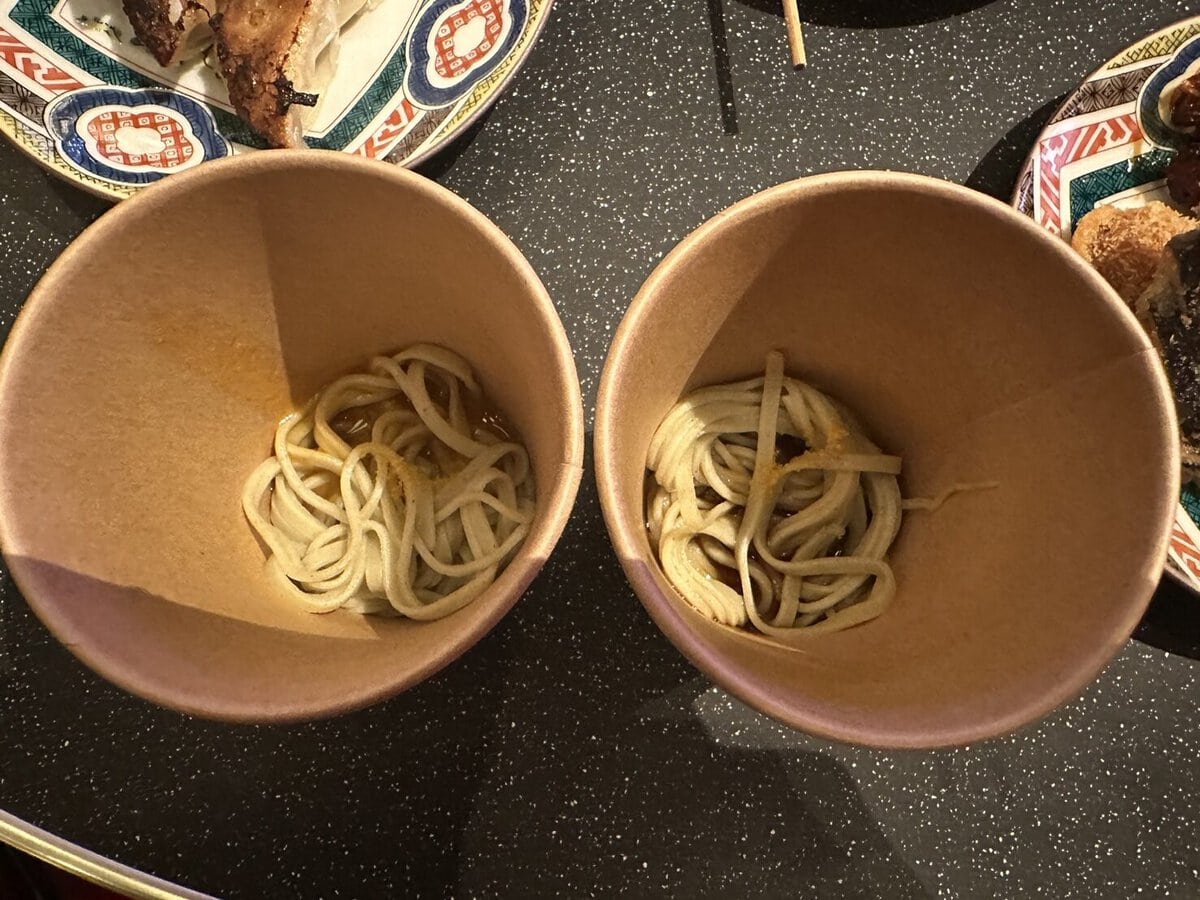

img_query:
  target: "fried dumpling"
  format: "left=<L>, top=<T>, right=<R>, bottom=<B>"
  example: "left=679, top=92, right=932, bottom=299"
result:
left=123, top=0, right=378, bottom=147
left=210, top=0, right=372, bottom=147
left=123, top=0, right=220, bottom=66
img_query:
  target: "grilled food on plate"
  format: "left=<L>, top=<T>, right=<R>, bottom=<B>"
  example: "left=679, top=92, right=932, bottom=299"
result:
left=1071, top=201, right=1200, bottom=483
left=120, top=0, right=377, bottom=147
left=1139, top=229, right=1200, bottom=480
left=1070, top=202, right=1194, bottom=304
left=122, top=0, right=218, bottom=66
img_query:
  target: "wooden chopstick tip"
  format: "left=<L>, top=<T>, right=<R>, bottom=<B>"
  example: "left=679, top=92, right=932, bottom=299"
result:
left=782, top=0, right=806, bottom=69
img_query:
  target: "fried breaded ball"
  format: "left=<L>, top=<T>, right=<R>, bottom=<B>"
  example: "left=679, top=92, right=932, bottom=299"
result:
left=1070, top=201, right=1195, bottom=304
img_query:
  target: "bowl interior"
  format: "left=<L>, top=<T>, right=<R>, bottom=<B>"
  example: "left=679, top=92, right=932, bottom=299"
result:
left=0, top=152, right=583, bottom=722
left=597, top=172, right=1177, bottom=748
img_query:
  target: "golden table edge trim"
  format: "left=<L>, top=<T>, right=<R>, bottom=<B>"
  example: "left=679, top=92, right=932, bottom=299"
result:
left=0, top=810, right=214, bottom=900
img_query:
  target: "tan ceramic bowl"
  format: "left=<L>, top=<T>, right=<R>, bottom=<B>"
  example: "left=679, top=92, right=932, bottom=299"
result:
left=595, top=171, right=1179, bottom=749
left=0, top=152, right=584, bottom=722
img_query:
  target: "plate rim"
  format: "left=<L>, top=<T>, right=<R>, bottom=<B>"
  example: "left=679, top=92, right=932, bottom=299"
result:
left=0, top=809, right=206, bottom=899
left=0, top=0, right=554, bottom=200
left=400, top=0, right=554, bottom=171
left=1010, top=12, right=1200, bottom=596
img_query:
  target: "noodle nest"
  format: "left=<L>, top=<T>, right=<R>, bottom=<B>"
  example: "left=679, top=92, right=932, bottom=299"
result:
left=243, top=344, right=535, bottom=618
left=646, top=351, right=903, bottom=641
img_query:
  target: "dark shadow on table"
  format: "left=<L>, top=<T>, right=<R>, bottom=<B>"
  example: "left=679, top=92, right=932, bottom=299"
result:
left=42, top=172, right=112, bottom=223
left=735, top=0, right=999, bottom=28
left=707, top=0, right=739, bottom=135
left=415, top=105, right=498, bottom=181
left=0, top=136, right=109, bottom=233
left=455, top=710, right=932, bottom=897
left=447, top=449, right=931, bottom=898
left=965, top=93, right=1067, bottom=201
left=1137, top=575, right=1200, bottom=660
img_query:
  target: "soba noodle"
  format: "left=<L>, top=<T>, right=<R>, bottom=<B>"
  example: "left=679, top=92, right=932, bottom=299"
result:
left=242, top=344, right=535, bottom=618
left=646, top=351, right=903, bottom=640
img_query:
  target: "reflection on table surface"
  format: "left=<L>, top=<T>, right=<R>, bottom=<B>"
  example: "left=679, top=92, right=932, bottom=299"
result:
left=1, top=845, right=127, bottom=899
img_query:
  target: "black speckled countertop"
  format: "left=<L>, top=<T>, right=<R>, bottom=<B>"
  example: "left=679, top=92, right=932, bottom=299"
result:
left=3, top=1, right=1200, bottom=897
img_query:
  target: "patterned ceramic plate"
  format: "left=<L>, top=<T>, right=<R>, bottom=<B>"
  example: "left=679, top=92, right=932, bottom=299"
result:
left=0, top=0, right=549, bottom=198
left=1014, top=15, right=1200, bottom=594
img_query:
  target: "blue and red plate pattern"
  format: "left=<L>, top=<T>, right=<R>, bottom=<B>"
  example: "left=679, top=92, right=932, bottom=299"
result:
left=0, top=0, right=547, bottom=197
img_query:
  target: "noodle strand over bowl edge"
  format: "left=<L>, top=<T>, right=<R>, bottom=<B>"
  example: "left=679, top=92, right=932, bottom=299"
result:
left=647, top=351, right=907, bottom=643
left=242, top=344, right=535, bottom=619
